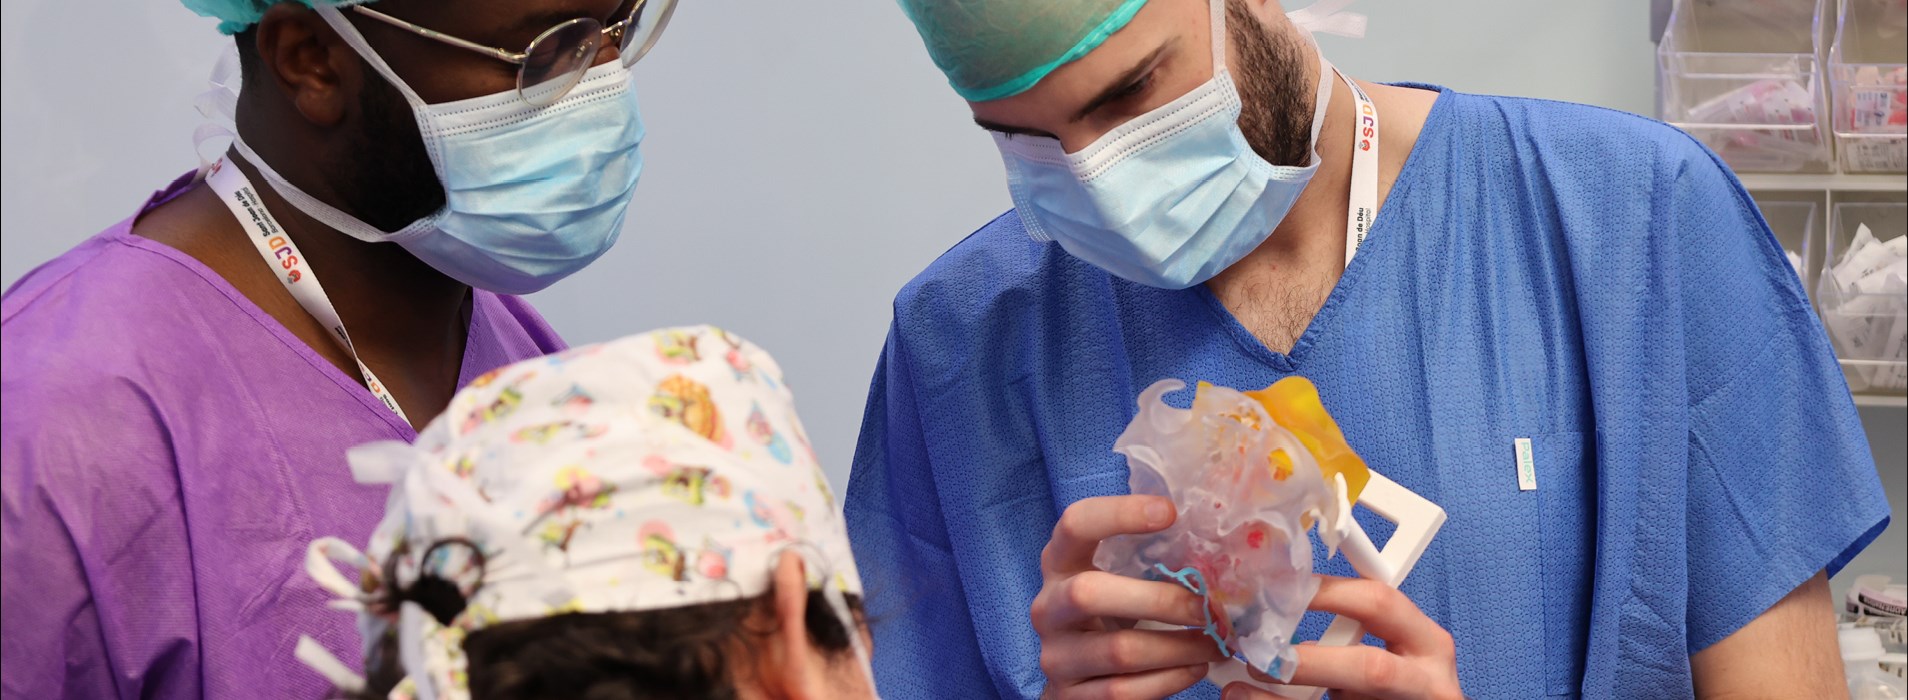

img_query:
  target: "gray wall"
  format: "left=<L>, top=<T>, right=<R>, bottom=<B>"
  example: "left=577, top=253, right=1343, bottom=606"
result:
left=3, top=1, right=1898, bottom=588
left=0, top=0, right=1661, bottom=483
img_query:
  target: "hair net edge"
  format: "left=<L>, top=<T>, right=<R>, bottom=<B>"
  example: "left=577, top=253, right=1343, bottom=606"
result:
left=946, top=0, right=1150, bottom=102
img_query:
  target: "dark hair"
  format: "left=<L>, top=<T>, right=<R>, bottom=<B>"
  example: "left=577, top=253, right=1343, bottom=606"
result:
left=1227, top=0, right=1320, bottom=168
left=233, top=25, right=261, bottom=82
left=358, top=541, right=862, bottom=700
left=464, top=591, right=860, bottom=700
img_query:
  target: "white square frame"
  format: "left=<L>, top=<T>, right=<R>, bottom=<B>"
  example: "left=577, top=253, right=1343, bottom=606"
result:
left=1205, top=469, right=1447, bottom=698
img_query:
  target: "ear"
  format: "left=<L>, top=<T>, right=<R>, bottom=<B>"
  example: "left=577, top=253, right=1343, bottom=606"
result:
left=767, top=550, right=828, bottom=699
left=252, top=4, right=355, bottom=126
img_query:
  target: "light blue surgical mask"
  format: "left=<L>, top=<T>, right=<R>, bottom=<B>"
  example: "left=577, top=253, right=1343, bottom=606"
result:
left=994, top=0, right=1334, bottom=290
left=224, top=7, right=646, bottom=296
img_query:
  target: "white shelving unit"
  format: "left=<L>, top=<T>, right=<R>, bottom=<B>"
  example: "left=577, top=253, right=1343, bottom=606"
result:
left=1656, top=0, right=1908, bottom=408
left=1739, top=175, right=1907, bottom=408
left=1739, top=173, right=1908, bottom=193
left=1855, top=393, right=1908, bottom=408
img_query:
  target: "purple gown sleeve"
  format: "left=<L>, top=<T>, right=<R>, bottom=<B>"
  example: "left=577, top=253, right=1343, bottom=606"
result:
left=3, top=376, right=202, bottom=700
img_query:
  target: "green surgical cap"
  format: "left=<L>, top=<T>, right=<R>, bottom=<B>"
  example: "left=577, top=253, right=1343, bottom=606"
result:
left=898, top=0, right=1150, bottom=102
left=180, top=0, right=368, bottom=35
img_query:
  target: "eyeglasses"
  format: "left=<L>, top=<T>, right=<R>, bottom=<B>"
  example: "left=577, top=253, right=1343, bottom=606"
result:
left=352, top=0, right=679, bottom=108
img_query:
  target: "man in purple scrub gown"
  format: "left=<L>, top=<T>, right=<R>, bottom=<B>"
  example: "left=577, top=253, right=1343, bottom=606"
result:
left=2, top=0, right=665, bottom=696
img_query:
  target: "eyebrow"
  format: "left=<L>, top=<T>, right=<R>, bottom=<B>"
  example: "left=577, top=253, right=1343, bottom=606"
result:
left=972, top=117, right=1053, bottom=138
left=971, top=40, right=1176, bottom=138
left=1070, top=41, right=1173, bottom=124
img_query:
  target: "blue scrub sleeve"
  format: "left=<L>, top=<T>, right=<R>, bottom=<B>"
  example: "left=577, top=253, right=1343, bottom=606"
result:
left=1670, top=146, right=1891, bottom=654
left=845, top=326, right=1002, bottom=698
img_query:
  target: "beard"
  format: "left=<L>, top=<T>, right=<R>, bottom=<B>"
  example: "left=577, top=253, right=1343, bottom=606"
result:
left=1227, top=0, right=1318, bottom=168
left=331, top=60, right=447, bottom=233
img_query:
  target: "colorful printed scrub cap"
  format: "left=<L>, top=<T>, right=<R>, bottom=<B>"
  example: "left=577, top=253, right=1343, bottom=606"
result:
left=181, top=0, right=371, bottom=35
left=294, top=326, right=865, bottom=700
left=897, top=0, right=1368, bottom=101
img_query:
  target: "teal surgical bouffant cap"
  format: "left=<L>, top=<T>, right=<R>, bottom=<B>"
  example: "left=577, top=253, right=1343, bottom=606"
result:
left=897, top=0, right=1151, bottom=102
left=180, top=0, right=370, bottom=35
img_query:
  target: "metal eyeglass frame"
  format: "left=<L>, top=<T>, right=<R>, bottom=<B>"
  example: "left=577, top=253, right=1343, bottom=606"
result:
left=350, top=0, right=664, bottom=103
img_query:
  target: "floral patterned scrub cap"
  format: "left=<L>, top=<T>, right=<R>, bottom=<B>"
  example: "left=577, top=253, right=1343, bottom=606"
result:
left=294, top=326, right=866, bottom=700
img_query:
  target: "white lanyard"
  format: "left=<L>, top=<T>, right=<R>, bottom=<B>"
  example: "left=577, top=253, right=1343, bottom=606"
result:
left=1339, top=71, right=1380, bottom=265
left=205, top=158, right=411, bottom=423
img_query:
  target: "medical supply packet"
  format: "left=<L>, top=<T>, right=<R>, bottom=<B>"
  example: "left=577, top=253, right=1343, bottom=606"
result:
left=1689, top=78, right=1825, bottom=172
left=1094, top=377, right=1370, bottom=681
left=1819, top=223, right=1908, bottom=391
left=1840, top=67, right=1907, bottom=172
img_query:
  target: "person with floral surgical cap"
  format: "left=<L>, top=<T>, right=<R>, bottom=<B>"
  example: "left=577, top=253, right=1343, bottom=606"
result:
left=295, top=326, right=874, bottom=700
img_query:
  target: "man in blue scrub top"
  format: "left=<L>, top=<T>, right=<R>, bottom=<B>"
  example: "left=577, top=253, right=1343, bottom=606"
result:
left=844, top=0, right=1893, bottom=698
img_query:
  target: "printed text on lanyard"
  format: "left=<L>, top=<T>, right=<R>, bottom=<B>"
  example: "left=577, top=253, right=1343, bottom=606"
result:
left=204, top=158, right=412, bottom=424
left=1340, top=71, right=1380, bottom=264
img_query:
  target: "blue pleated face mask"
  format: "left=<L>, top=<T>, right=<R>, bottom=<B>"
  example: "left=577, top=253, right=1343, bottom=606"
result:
left=995, top=0, right=1332, bottom=290
left=226, top=6, right=646, bottom=296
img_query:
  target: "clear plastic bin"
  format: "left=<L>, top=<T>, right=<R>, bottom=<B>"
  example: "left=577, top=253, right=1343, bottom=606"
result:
left=1659, top=0, right=1833, bottom=174
left=1829, top=0, right=1908, bottom=174
left=1754, top=196, right=1822, bottom=293
left=1818, top=202, right=1907, bottom=394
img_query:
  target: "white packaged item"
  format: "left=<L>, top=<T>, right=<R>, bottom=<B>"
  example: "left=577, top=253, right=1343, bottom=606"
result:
left=1842, top=627, right=1908, bottom=699
left=1820, top=224, right=1908, bottom=391
left=1847, top=67, right=1907, bottom=134
left=1883, top=652, right=1907, bottom=682
left=1849, top=575, right=1908, bottom=619
left=1835, top=227, right=1908, bottom=287
left=1689, top=79, right=1822, bottom=171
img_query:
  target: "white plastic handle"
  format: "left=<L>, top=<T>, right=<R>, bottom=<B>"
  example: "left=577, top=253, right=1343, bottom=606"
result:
left=1207, top=469, right=1446, bottom=698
